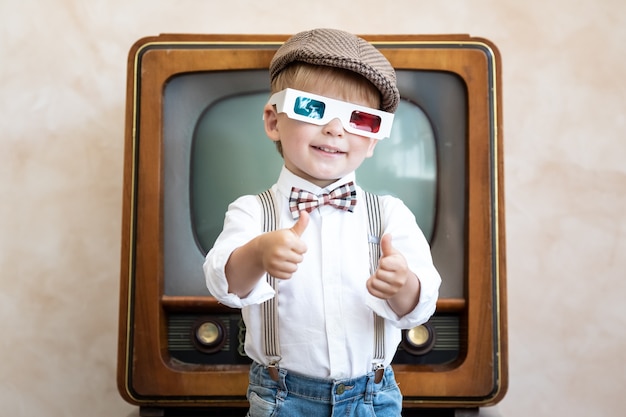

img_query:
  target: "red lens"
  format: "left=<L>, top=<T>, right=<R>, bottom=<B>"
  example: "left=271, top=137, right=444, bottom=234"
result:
left=349, top=111, right=381, bottom=133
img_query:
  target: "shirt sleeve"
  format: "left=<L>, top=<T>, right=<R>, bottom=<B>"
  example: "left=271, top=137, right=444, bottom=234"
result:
left=203, top=194, right=276, bottom=309
left=365, top=195, right=441, bottom=328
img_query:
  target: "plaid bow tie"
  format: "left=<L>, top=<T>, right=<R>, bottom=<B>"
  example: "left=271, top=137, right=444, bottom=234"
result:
left=289, top=182, right=357, bottom=219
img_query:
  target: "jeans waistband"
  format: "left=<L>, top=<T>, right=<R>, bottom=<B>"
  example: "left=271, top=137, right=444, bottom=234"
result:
left=249, top=362, right=396, bottom=405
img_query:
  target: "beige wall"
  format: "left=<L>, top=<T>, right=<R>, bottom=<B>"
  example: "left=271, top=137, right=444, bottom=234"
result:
left=1, top=1, right=624, bottom=416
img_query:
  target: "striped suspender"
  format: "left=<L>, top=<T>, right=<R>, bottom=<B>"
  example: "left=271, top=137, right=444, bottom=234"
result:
left=256, top=189, right=385, bottom=381
left=257, top=190, right=281, bottom=380
left=364, top=191, right=386, bottom=380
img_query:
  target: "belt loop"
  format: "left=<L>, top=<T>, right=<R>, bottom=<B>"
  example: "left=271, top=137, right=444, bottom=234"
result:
left=365, top=372, right=375, bottom=404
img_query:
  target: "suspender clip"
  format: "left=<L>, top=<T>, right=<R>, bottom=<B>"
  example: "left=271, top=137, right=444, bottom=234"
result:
left=373, top=363, right=385, bottom=384
left=268, top=361, right=280, bottom=381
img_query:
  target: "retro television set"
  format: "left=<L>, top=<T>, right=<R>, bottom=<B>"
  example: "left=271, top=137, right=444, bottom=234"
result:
left=117, top=33, right=507, bottom=415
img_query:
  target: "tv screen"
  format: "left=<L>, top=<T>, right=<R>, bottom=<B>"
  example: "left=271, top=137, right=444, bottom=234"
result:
left=162, top=69, right=465, bottom=301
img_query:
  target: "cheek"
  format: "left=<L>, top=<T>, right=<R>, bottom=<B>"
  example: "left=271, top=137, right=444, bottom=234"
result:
left=364, top=139, right=378, bottom=158
left=276, top=127, right=311, bottom=157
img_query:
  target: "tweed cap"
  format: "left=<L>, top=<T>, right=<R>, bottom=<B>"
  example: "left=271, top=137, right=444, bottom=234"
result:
left=269, top=28, right=400, bottom=113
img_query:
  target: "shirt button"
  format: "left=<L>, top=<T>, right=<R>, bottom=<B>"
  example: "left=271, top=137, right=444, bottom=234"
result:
left=336, top=384, right=345, bottom=395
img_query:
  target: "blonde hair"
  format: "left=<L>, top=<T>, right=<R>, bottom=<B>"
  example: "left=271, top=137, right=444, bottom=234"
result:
left=272, top=63, right=381, bottom=107
left=270, top=63, right=382, bottom=156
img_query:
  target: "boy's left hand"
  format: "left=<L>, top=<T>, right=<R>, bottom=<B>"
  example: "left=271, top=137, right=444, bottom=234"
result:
left=366, top=234, right=413, bottom=300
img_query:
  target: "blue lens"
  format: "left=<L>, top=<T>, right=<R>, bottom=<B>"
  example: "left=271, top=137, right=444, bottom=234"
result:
left=294, top=97, right=325, bottom=119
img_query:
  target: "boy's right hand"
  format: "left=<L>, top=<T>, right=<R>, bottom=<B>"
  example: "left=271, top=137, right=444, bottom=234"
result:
left=259, top=210, right=309, bottom=279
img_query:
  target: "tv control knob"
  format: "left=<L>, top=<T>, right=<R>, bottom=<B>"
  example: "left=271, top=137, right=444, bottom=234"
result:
left=403, top=323, right=436, bottom=355
left=193, top=319, right=226, bottom=353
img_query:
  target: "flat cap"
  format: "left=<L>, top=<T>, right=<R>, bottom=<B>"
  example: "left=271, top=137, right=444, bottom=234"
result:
left=269, top=28, right=400, bottom=113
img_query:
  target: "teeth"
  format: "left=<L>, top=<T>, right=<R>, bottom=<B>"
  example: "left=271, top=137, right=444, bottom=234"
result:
left=318, top=146, right=339, bottom=153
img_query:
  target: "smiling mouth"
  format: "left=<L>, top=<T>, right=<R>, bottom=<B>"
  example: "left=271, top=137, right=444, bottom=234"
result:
left=314, top=145, right=344, bottom=154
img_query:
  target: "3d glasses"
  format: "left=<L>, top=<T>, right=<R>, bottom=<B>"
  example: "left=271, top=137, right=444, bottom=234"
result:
left=268, top=88, right=395, bottom=140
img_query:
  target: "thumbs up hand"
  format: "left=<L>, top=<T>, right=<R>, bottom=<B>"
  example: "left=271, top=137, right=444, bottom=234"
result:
left=366, top=234, right=414, bottom=301
left=258, top=210, right=309, bottom=279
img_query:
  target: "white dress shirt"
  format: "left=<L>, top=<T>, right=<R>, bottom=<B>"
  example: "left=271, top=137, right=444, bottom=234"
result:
left=204, top=166, right=441, bottom=379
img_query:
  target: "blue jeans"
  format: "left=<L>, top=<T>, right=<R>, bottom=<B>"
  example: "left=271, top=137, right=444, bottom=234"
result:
left=246, top=362, right=403, bottom=417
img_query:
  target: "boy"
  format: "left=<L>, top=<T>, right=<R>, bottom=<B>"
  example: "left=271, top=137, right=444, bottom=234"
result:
left=204, top=28, right=441, bottom=416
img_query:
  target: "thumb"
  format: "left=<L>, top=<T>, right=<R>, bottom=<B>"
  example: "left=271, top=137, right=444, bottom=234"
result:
left=380, top=234, right=396, bottom=257
left=291, top=210, right=309, bottom=237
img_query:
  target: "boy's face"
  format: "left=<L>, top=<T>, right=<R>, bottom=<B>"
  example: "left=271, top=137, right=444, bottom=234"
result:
left=264, top=84, right=379, bottom=188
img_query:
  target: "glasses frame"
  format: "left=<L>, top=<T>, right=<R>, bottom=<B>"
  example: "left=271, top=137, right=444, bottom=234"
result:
left=268, top=88, right=395, bottom=140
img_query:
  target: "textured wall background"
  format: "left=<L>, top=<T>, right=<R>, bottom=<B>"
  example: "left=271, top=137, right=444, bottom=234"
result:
left=1, top=1, right=624, bottom=416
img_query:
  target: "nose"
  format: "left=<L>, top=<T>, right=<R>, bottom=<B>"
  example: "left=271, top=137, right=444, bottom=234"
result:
left=322, top=118, right=344, bottom=137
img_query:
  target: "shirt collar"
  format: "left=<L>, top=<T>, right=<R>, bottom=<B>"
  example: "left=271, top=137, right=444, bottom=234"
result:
left=276, top=166, right=357, bottom=197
